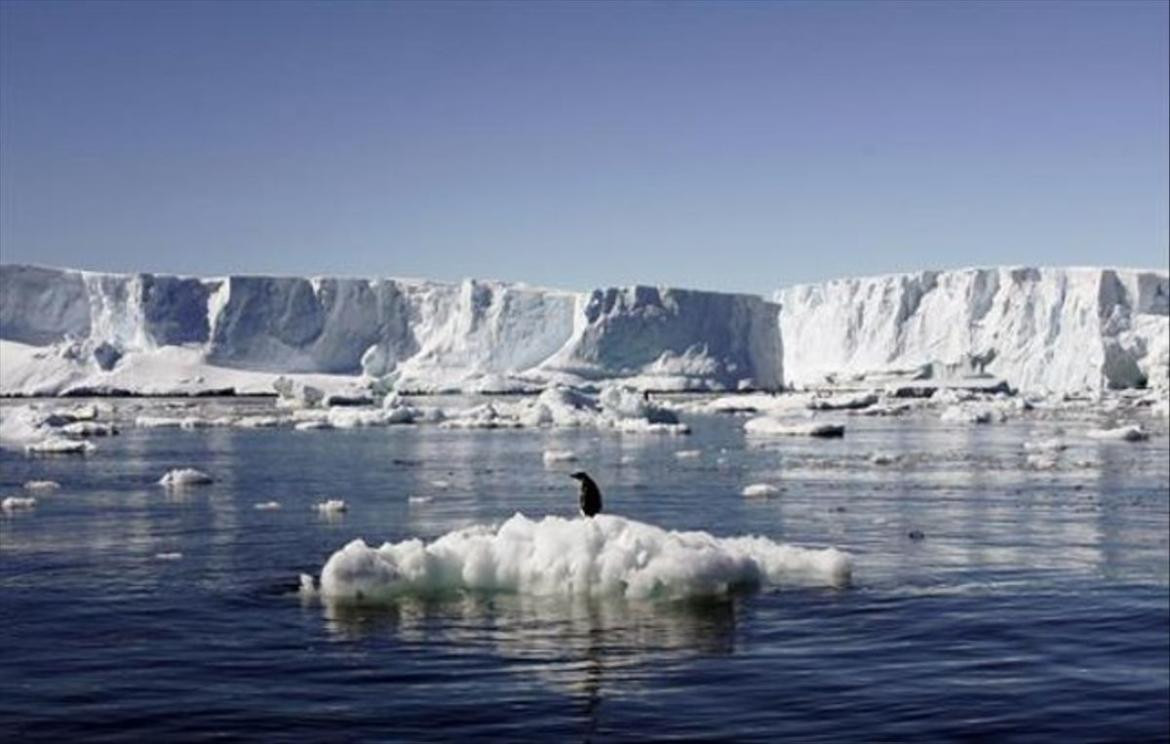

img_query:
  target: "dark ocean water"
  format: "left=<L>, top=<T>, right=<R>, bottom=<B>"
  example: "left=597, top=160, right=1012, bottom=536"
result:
left=2, top=402, right=1168, bottom=741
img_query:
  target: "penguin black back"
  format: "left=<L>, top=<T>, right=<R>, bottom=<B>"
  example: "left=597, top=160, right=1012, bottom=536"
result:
left=570, top=471, right=602, bottom=517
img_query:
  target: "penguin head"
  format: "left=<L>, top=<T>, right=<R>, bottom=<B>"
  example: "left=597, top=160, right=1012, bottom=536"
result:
left=569, top=471, right=587, bottom=481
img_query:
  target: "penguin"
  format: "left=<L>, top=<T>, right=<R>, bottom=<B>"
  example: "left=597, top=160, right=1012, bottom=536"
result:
left=570, top=471, right=602, bottom=517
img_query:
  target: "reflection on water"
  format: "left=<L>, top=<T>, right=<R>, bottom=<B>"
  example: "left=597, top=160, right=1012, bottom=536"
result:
left=316, top=591, right=737, bottom=734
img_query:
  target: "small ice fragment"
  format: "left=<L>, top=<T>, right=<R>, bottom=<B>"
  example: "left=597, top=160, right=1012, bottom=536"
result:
left=25, top=438, right=95, bottom=455
left=23, top=480, right=60, bottom=491
left=1023, top=438, right=1068, bottom=452
left=295, top=420, right=333, bottom=431
left=1086, top=425, right=1149, bottom=442
left=542, top=449, right=578, bottom=464
left=315, top=499, right=347, bottom=514
left=155, top=552, right=183, bottom=560
left=2, top=496, right=37, bottom=511
left=430, top=479, right=451, bottom=489
left=744, top=418, right=845, bottom=437
left=253, top=501, right=282, bottom=510
left=408, top=495, right=433, bottom=504
left=741, top=483, right=780, bottom=497
left=61, top=421, right=117, bottom=437
left=299, top=573, right=317, bottom=598
left=159, top=468, right=214, bottom=487
left=869, top=453, right=900, bottom=465
left=675, top=449, right=702, bottom=459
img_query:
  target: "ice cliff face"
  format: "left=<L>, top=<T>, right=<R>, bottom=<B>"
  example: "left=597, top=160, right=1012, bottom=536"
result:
left=777, top=267, right=1169, bottom=394
left=2, top=264, right=1164, bottom=396
left=0, top=265, right=783, bottom=394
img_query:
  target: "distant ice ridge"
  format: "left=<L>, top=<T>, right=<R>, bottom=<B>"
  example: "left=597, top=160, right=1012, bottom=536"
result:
left=778, top=267, right=1169, bottom=395
left=0, top=265, right=782, bottom=395
left=301, top=513, right=851, bottom=603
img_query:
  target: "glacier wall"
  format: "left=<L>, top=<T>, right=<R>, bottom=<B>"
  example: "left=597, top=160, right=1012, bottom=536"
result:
left=777, top=267, right=1169, bottom=393
left=0, top=265, right=783, bottom=394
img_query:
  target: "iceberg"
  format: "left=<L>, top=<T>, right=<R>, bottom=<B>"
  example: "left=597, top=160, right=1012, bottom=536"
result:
left=777, top=267, right=1169, bottom=395
left=1, top=265, right=783, bottom=396
left=2, top=264, right=1165, bottom=397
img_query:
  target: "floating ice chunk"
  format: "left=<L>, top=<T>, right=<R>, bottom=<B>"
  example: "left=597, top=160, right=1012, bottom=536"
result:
left=155, top=552, right=183, bottom=561
left=598, top=385, right=680, bottom=425
left=316, top=499, right=347, bottom=514
left=1026, top=454, right=1060, bottom=470
left=26, top=438, right=95, bottom=455
left=744, top=418, right=845, bottom=438
left=309, top=513, right=850, bottom=603
left=543, top=449, right=578, bottom=464
left=430, top=479, right=451, bottom=489
left=273, top=376, right=325, bottom=409
left=1152, top=399, right=1170, bottom=420
left=612, top=418, right=691, bottom=435
left=869, top=453, right=900, bottom=465
left=254, top=501, right=282, bottom=510
left=1087, top=425, right=1149, bottom=442
left=159, top=468, right=214, bottom=486
left=857, top=401, right=914, bottom=417
left=235, top=416, right=283, bottom=428
left=23, top=480, right=60, bottom=491
left=939, top=405, right=1006, bottom=424
left=135, top=416, right=181, bottom=428
left=61, top=421, right=117, bottom=437
left=741, top=483, right=780, bottom=497
left=0, top=405, right=45, bottom=443
left=807, top=392, right=879, bottom=411
left=2, top=496, right=37, bottom=511
left=675, top=449, right=702, bottom=459
left=1023, top=438, right=1068, bottom=452
left=408, top=495, right=433, bottom=504
left=327, top=408, right=387, bottom=428
left=295, top=420, right=333, bottom=431
left=441, top=403, right=523, bottom=430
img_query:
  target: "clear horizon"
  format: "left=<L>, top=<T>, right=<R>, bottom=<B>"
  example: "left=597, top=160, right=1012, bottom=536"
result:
left=1, top=0, right=1167, bottom=294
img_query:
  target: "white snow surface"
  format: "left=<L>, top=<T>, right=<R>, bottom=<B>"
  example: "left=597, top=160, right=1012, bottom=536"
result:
left=1, top=265, right=782, bottom=395
left=777, top=267, right=1169, bottom=394
left=305, top=513, right=851, bottom=602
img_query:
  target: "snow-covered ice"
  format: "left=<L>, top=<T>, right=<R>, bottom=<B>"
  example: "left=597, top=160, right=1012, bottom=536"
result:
left=741, top=483, right=781, bottom=497
left=301, top=513, right=851, bottom=602
left=1086, top=425, right=1149, bottom=442
left=23, top=480, right=60, bottom=491
left=2, top=496, right=37, bottom=512
left=26, top=438, right=96, bottom=455
left=542, top=449, right=578, bottom=464
left=159, top=468, right=214, bottom=486
left=744, top=418, right=846, bottom=438
left=778, top=267, right=1168, bottom=395
left=316, top=499, right=347, bottom=514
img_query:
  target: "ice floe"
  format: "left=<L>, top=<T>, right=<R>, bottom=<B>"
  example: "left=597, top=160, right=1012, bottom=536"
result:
left=2, top=496, right=37, bottom=512
left=301, top=513, right=851, bottom=602
left=741, top=483, right=781, bottom=497
left=159, top=468, right=214, bottom=486
left=744, top=418, right=845, bottom=438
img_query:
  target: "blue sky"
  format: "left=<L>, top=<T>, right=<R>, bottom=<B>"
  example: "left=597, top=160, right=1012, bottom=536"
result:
left=1, top=0, right=1166, bottom=293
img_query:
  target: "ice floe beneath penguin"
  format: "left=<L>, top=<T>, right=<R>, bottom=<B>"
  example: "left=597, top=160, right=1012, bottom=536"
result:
left=300, top=512, right=851, bottom=603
